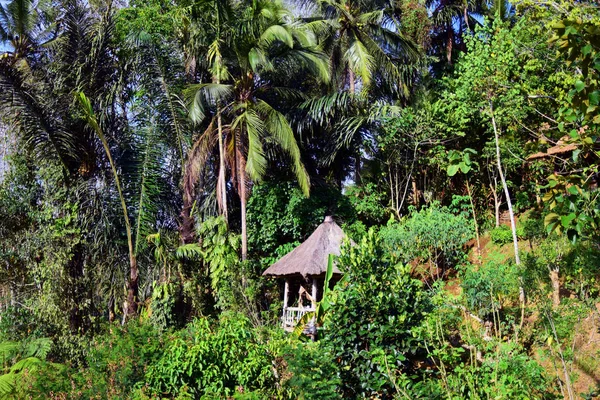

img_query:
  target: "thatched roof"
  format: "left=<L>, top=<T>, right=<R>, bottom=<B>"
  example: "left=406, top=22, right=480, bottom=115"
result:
left=527, top=136, right=578, bottom=161
left=262, top=216, right=346, bottom=278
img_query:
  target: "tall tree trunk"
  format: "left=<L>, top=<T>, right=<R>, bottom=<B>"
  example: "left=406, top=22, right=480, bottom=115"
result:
left=214, top=69, right=228, bottom=223
left=491, top=176, right=501, bottom=227
left=446, top=22, right=454, bottom=64
left=125, top=254, right=139, bottom=318
left=550, top=268, right=560, bottom=307
left=217, top=107, right=228, bottom=223
left=82, top=96, right=138, bottom=320
left=348, top=69, right=360, bottom=183
left=237, top=149, right=248, bottom=261
left=466, top=180, right=481, bottom=259
left=490, top=101, right=520, bottom=266
left=412, top=176, right=418, bottom=205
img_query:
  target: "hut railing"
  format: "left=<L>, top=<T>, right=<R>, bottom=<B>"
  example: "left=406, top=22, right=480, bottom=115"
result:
left=282, top=306, right=315, bottom=330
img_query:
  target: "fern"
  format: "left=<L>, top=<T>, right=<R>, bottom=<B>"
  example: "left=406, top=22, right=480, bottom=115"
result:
left=0, top=373, right=15, bottom=397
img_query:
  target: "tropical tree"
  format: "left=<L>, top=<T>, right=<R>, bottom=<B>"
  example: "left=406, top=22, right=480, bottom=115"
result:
left=189, top=0, right=329, bottom=259
left=0, top=0, right=57, bottom=59
left=296, top=0, right=423, bottom=183
left=304, top=0, right=420, bottom=95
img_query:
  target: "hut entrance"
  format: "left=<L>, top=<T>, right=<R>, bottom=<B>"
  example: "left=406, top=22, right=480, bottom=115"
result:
left=263, top=216, right=348, bottom=332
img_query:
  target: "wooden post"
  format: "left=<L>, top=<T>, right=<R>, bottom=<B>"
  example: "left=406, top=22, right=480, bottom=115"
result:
left=311, top=277, right=317, bottom=310
left=283, top=279, right=289, bottom=315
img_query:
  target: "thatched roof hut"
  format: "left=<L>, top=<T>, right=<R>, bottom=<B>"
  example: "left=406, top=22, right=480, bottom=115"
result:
left=263, top=216, right=348, bottom=331
left=262, top=216, right=345, bottom=278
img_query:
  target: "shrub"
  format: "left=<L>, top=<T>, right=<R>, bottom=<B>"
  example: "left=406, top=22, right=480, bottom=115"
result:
left=70, top=322, right=163, bottom=398
left=323, top=229, right=430, bottom=397
left=285, top=341, right=341, bottom=400
left=489, top=224, right=525, bottom=245
left=461, top=256, right=521, bottom=318
left=443, top=342, right=556, bottom=399
left=145, top=312, right=277, bottom=398
left=379, top=202, right=473, bottom=276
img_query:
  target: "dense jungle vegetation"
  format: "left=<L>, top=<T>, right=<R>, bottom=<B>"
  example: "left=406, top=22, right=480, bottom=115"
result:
left=1, top=0, right=599, bottom=398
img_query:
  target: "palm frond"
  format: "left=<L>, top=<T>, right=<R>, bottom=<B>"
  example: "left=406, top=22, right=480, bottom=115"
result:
left=256, top=99, right=310, bottom=196
left=186, top=83, right=235, bottom=124
left=346, top=39, right=375, bottom=86
left=259, top=24, right=294, bottom=48
left=132, top=127, right=165, bottom=256
left=233, top=108, right=267, bottom=182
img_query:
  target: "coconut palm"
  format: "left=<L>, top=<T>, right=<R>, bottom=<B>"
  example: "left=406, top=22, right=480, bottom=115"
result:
left=188, top=0, right=329, bottom=259
left=296, top=0, right=423, bottom=183
left=0, top=0, right=56, bottom=59
left=303, top=0, right=421, bottom=96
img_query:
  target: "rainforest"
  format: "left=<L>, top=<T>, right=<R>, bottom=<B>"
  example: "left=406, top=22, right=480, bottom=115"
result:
left=0, top=0, right=599, bottom=398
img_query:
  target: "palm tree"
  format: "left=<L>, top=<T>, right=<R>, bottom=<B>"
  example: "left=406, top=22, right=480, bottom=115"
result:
left=1, top=2, right=163, bottom=323
left=297, top=0, right=422, bottom=183
left=189, top=0, right=329, bottom=259
left=0, top=0, right=56, bottom=59
left=183, top=0, right=235, bottom=224
left=304, top=0, right=420, bottom=95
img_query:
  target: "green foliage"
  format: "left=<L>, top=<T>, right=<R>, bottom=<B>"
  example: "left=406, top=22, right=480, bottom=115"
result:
left=323, top=229, right=430, bottom=397
left=441, top=342, right=555, bottom=399
left=446, top=148, right=477, bottom=177
left=247, top=181, right=356, bottom=258
left=345, top=183, right=388, bottom=225
left=0, top=337, right=63, bottom=398
left=524, top=235, right=600, bottom=301
left=489, top=224, right=525, bottom=245
left=380, top=203, right=473, bottom=274
left=285, top=341, right=341, bottom=400
left=149, top=281, right=180, bottom=331
left=115, top=0, right=178, bottom=42
left=461, top=257, right=521, bottom=318
left=145, top=313, right=277, bottom=398
left=541, top=8, right=600, bottom=242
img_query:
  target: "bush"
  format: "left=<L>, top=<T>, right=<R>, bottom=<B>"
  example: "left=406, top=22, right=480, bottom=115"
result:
left=72, top=322, right=163, bottom=398
left=379, top=203, right=473, bottom=276
left=285, top=341, right=341, bottom=400
left=461, top=255, right=521, bottom=318
left=489, top=224, right=525, bottom=245
left=323, top=229, right=430, bottom=397
left=442, top=343, right=556, bottom=399
left=145, top=312, right=277, bottom=398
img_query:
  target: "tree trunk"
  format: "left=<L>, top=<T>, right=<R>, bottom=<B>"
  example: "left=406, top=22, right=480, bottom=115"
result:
left=490, top=101, right=520, bottom=266
left=491, top=176, right=501, bottom=227
left=85, top=104, right=138, bottom=321
left=236, top=145, right=248, bottom=261
left=217, top=108, right=228, bottom=222
left=354, top=152, right=361, bottom=184
left=466, top=180, right=481, bottom=259
left=446, top=22, right=454, bottom=64
left=412, top=176, right=418, bottom=206
left=348, top=69, right=360, bottom=184
left=550, top=268, right=560, bottom=307
left=125, top=254, right=139, bottom=318
left=215, top=68, right=228, bottom=223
